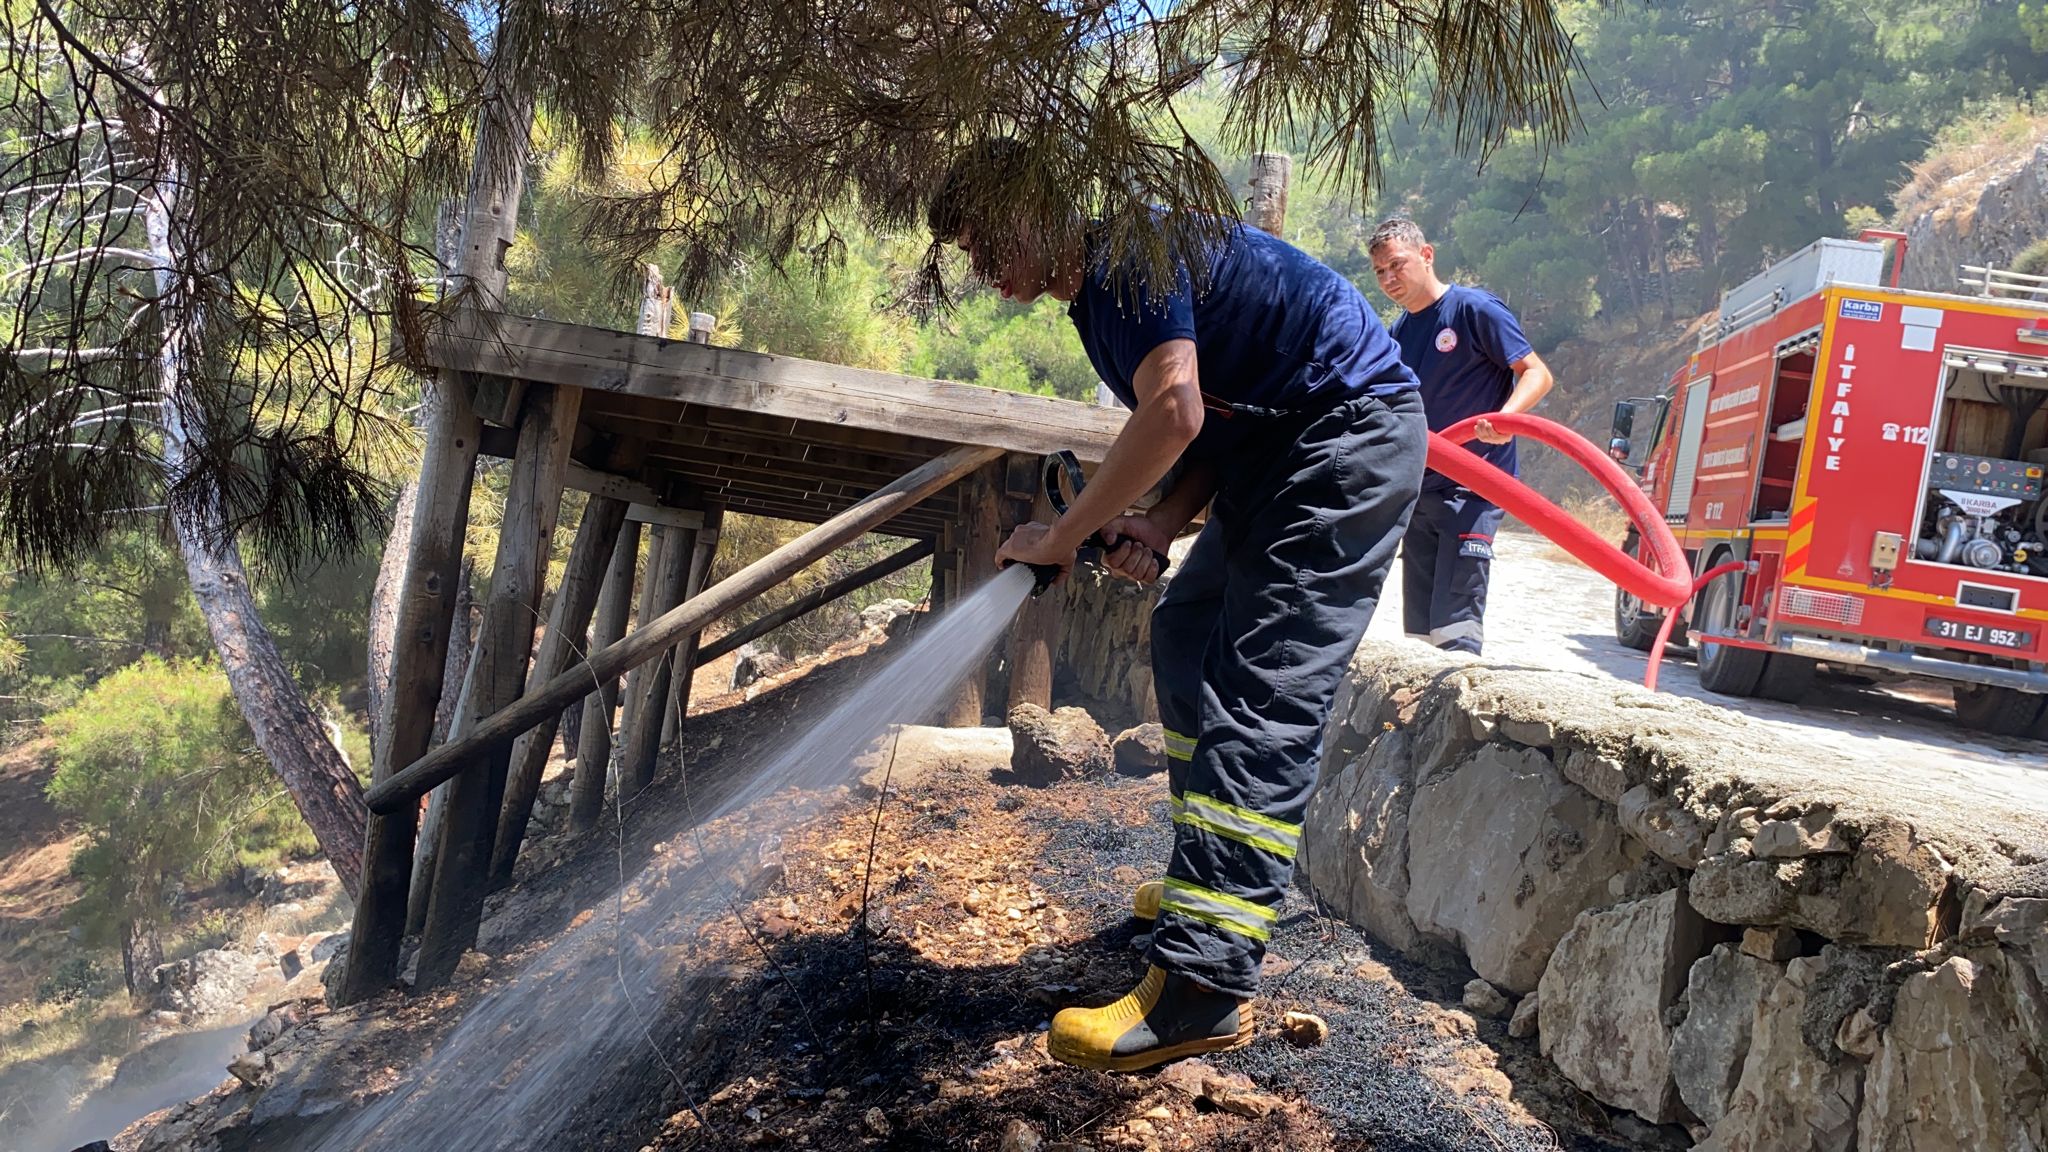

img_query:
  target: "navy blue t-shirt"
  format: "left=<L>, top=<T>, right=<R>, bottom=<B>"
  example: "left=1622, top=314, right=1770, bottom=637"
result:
left=1067, top=220, right=1416, bottom=461
left=1389, top=284, right=1534, bottom=491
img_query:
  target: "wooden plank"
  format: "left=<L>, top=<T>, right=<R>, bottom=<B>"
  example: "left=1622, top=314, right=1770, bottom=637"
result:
left=335, top=372, right=482, bottom=1006
left=415, top=381, right=581, bottom=990
left=699, top=538, right=935, bottom=664
left=364, top=445, right=1006, bottom=814
left=626, top=502, right=704, bottom=529
left=490, top=493, right=628, bottom=884
left=1006, top=452, right=1059, bottom=711
left=614, top=524, right=672, bottom=781
left=618, top=520, right=693, bottom=796
left=946, top=462, right=1004, bottom=726
left=715, top=496, right=946, bottom=537
left=569, top=518, right=640, bottom=831
left=660, top=508, right=723, bottom=750
left=427, top=312, right=1126, bottom=463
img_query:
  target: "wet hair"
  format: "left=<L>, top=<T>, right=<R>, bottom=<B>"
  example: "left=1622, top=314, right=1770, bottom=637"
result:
left=1368, top=217, right=1428, bottom=254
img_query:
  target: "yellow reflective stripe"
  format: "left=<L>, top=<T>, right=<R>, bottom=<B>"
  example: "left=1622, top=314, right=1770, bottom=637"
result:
left=1159, top=878, right=1275, bottom=941
left=1162, top=727, right=1196, bottom=762
left=1168, top=793, right=1186, bottom=816
left=1174, top=792, right=1301, bottom=859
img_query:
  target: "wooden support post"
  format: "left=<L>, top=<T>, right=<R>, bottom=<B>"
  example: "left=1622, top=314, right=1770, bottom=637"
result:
left=336, top=81, right=527, bottom=1004
left=699, top=538, right=935, bottom=664
left=618, top=521, right=693, bottom=797
left=1248, top=152, right=1293, bottom=235
left=613, top=525, right=669, bottom=772
left=364, top=444, right=1005, bottom=814
left=1005, top=453, right=1059, bottom=712
left=567, top=519, right=641, bottom=831
left=660, top=507, right=723, bottom=752
left=945, top=463, right=1003, bottom=725
left=489, top=493, right=629, bottom=883
left=930, top=522, right=955, bottom=615
left=415, top=382, right=581, bottom=991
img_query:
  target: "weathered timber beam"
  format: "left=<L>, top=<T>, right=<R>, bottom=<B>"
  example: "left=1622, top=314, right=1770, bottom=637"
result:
left=490, top=493, right=628, bottom=884
left=628, top=503, right=703, bottom=529
left=945, top=462, right=1003, bottom=726
left=699, top=538, right=935, bottom=665
left=568, top=520, right=641, bottom=831
left=618, top=520, right=694, bottom=795
left=427, top=312, right=1124, bottom=463
left=415, top=381, right=581, bottom=990
left=659, top=507, right=723, bottom=751
left=337, top=374, right=481, bottom=1005
left=364, top=444, right=1004, bottom=813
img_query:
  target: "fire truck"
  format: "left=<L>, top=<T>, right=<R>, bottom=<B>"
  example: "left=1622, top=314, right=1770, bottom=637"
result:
left=1609, top=230, right=2048, bottom=736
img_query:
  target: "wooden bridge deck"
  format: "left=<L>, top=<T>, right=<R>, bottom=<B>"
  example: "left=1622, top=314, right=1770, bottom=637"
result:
left=432, top=311, right=1127, bottom=538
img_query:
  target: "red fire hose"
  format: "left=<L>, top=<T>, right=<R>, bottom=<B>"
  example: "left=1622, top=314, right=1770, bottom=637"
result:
left=1423, top=413, right=1702, bottom=690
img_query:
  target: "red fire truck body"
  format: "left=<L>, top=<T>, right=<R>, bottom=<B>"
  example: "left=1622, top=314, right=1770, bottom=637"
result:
left=1613, top=234, right=2048, bottom=734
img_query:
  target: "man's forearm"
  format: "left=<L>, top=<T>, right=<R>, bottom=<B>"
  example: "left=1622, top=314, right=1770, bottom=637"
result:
left=1501, top=359, right=1554, bottom=417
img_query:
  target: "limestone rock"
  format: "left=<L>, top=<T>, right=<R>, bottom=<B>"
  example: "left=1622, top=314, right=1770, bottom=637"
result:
left=857, top=725, right=1012, bottom=791
left=1005, top=704, right=1111, bottom=784
left=1688, top=820, right=1952, bottom=947
left=1508, top=994, right=1540, bottom=1039
left=1740, top=925, right=1801, bottom=963
left=319, top=940, right=351, bottom=1007
left=1406, top=743, right=1635, bottom=992
left=247, top=1005, right=302, bottom=1053
left=153, top=948, right=264, bottom=1020
left=1671, top=944, right=1779, bottom=1126
left=1857, top=949, right=2047, bottom=1151
left=1618, top=785, right=1711, bottom=868
left=308, top=931, right=349, bottom=965
left=1112, top=723, right=1166, bottom=776
left=1299, top=728, right=1425, bottom=953
left=729, top=643, right=790, bottom=690
left=1537, top=890, right=1705, bottom=1124
left=1695, top=956, right=1862, bottom=1152
left=1462, top=979, right=1512, bottom=1019
left=228, top=1051, right=271, bottom=1088
left=999, top=1119, right=1043, bottom=1152
left=1752, top=810, right=1851, bottom=859
left=1834, top=1007, right=1880, bottom=1060
left=860, top=597, right=916, bottom=636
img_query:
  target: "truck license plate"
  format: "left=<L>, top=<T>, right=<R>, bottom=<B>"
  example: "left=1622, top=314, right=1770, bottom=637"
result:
left=1924, top=617, right=2035, bottom=651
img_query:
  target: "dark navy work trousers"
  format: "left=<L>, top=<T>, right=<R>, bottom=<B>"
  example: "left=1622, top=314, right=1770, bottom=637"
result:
left=1399, top=485, right=1505, bottom=655
left=1148, top=388, right=1425, bottom=997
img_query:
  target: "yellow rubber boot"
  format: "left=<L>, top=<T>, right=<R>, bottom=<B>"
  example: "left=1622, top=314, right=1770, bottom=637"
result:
left=1047, top=966, right=1255, bottom=1072
left=1133, top=880, right=1163, bottom=920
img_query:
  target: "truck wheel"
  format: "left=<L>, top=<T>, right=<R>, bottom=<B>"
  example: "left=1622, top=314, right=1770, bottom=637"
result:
left=1613, top=529, right=1684, bottom=651
left=1695, top=562, right=1767, bottom=697
left=1614, top=587, right=1664, bottom=651
left=1953, top=685, right=2047, bottom=736
left=1754, top=654, right=1816, bottom=703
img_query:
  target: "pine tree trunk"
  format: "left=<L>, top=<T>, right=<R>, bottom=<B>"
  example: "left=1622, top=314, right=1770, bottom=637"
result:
left=141, top=118, right=367, bottom=899
left=122, top=918, right=162, bottom=998
left=367, top=479, right=419, bottom=758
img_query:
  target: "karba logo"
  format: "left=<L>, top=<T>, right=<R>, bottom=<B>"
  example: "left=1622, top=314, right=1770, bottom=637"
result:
left=1435, top=328, right=1458, bottom=353
left=1838, top=299, right=1884, bottom=322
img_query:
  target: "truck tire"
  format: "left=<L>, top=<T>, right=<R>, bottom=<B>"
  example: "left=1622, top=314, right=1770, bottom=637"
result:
left=1613, top=529, right=1683, bottom=651
left=1695, top=561, right=1767, bottom=698
left=1754, top=654, right=1816, bottom=703
left=1953, top=685, right=2047, bottom=737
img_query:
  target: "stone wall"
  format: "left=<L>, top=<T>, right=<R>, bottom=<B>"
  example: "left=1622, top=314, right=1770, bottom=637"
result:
left=1299, top=642, right=2048, bottom=1147
left=1052, top=564, right=1161, bottom=721
left=1899, top=138, right=2048, bottom=291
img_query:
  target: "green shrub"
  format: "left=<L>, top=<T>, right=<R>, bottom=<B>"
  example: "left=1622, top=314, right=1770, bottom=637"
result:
left=44, top=658, right=297, bottom=992
left=33, top=956, right=110, bottom=1005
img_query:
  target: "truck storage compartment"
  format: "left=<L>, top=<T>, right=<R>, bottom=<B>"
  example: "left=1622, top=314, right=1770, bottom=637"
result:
left=1913, top=349, right=2048, bottom=579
